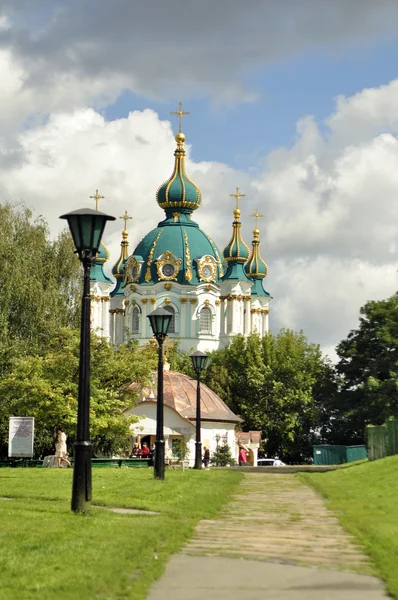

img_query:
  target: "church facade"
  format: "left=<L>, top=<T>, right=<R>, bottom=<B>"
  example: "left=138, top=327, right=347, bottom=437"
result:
left=90, top=110, right=271, bottom=353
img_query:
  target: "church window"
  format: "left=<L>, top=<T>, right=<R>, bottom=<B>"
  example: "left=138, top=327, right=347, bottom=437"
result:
left=163, top=304, right=175, bottom=333
left=132, top=306, right=140, bottom=333
left=199, top=307, right=212, bottom=334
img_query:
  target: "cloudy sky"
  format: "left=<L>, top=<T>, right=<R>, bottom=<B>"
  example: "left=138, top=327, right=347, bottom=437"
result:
left=1, top=0, right=398, bottom=360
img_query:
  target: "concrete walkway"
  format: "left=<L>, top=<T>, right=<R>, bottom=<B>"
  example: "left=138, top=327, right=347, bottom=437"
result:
left=146, top=473, right=388, bottom=599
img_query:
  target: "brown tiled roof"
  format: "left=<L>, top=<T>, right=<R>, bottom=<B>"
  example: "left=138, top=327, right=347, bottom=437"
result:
left=131, top=370, right=242, bottom=423
left=237, top=431, right=262, bottom=444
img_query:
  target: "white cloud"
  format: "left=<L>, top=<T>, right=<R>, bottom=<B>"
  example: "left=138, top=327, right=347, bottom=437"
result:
left=1, top=78, right=398, bottom=359
left=1, top=1, right=398, bottom=129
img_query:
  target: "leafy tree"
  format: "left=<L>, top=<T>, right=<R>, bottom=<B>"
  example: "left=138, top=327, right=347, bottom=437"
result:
left=199, top=331, right=330, bottom=463
left=211, top=443, right=233, bottom=467
left=333, top=293, right=398, bottom=443
left=0, top=202, right=81, bottom=372
left=0, top=329, right=157, bottom=457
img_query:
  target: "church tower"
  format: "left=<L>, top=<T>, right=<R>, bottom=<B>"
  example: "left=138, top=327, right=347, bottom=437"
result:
left=92, top=104, right=272, bottom=350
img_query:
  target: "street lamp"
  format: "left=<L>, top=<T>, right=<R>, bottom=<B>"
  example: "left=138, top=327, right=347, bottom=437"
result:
left=147, top=307, right=172, bottom=480
left=60, top=207, right=115, bottom=512
left=190, top=350, right=209, bottom=470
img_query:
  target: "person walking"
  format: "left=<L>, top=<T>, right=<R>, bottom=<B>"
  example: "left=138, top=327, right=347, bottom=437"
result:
left=203, top=447, right=210, bottom=469
left=55, top=428, right=72, bottom=468
left=238, top=446, right=247, bottom=467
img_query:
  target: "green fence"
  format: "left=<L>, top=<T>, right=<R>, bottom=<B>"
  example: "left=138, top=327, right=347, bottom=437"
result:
left=367, top=418, right=398, bottom=461
left=313, top=445, right=367, bottom=465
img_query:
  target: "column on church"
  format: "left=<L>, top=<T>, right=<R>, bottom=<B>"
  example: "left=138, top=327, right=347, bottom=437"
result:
left=149, top=299, right=157, bottom=338
left=103, top=298, right=110, bottom=339
left=189, top=299, right=197, bottom=338
left=244, top=297, right=251, bottom=335
left=141, top=299, right=148, bottom=338
left=238, top=296, right=245, bottom=334
left=109, top=310, right=115, bottom=345
left=219, top=298, right=226, bottom=337
left=179, top=298, right=187, bottom=338
left=263, top=310, right=269, bottom=335
left=226, top=296, right=234, bottom=335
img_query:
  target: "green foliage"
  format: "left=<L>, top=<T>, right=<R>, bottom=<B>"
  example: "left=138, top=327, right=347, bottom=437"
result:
left=196, top=331, right=331, bottom=463
left=333, top=293, right=398, bottom=443
left=0, top=469, right=242, bottom=600
left=0, top=329, right=157, bottom=457
left=0, top=202, right=81, bottom=372
left=211, top=443, right=233, bottom=466
left=302, top=456, right=398, bottom=599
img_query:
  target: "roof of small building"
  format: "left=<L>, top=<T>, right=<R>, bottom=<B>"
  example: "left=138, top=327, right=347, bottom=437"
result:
left=130, top=369, right=242, bottom=423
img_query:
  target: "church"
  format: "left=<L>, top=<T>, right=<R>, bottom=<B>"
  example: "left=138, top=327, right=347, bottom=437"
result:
left=89, top=104, right=272, bottom=353
left=88, top=105, right=270, bottom=465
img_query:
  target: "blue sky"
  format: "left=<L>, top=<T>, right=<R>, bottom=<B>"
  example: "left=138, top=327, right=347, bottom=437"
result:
left=106, top=34, right=398, bottom=169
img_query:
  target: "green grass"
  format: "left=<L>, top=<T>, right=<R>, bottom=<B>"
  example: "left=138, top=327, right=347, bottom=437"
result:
left=300, top=455, right=398, bottom=599
left=0, top=468, right=242, bottom=600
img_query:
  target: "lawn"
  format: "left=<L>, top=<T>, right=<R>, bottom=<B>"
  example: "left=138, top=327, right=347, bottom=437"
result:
left=0, top=468, right=242, bottom=600
left=300, top=455, right=398, bottom=599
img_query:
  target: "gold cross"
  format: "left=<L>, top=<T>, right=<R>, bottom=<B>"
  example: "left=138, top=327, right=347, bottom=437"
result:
left=89, top=189, right=104, bottom=211
left=229, top=187, right=245, bottom=209
left=250, top=209, right=264, bottom=229
left=170, top=101, right=190, bottom=133
left=119, top=210, right=133, bottom=230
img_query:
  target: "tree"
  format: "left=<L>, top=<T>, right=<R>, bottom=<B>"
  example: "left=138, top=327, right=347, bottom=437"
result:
left=211, top=443, right=233, bottom=466
left=0, top=329, right=157, bottom=457
left=0, top=202, right=81, bottom=372
left=199, top=331, right=330, bottom=463
left=333, top=293, right=398, bottom=443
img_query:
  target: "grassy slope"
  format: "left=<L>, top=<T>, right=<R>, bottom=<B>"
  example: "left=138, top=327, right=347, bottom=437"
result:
left=300, top=456, right=398, bottom=599
left=0, top=469, right=242, bottom=600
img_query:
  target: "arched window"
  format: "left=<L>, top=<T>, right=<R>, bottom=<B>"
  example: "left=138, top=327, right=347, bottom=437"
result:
left=132, top=306, right=140, bottom=333
left=199, top=307, right=212, bottom=334
left=163, top=304, right=175, bottom=333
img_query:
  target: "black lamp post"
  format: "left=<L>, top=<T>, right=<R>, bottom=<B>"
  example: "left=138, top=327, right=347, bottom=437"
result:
left=190, top=350, right=209, bottom=470
left=60, top=208, right=115, bottom=512
left=147, top=307, right=172, bottom=480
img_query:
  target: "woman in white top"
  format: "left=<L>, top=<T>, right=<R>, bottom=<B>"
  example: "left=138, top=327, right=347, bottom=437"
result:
left=56, top=428, right=72, bottom=468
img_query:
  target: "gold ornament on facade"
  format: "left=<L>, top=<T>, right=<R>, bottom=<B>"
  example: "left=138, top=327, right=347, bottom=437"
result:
left=180, top=298, right=188, bottom=304
left=103, top=297, right=110, bottom=302
left=150, top=298, right=156, bottom=305
left=125, top=257, right=142, bottom=284
left=130, top=284, right=136, bottom=292
left=190, top=298, right=198, bottom=305
left=204, top=299, right=210, bottom=307
left=124, top=300, right=130, bottom=307
left=164, top=283, right=172, bottom=291
left=141, top=299, right=148, bottom=304
left=183, top=231, right=193, bottom=282
left=197, top=255, right=217, bottom=282
left=155, top=250, right=182, bottom=281
left=203, top=232, right=224, bottom=277
left=164, top=297, right=171, bottom=305
left=172, top=212, right=180, bottom=223
left=145, top=230, right=164, bottom=282
left=215, top=300, right=221, bottom=306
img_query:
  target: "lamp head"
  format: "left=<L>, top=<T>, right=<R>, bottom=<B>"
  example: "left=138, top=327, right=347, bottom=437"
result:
left=190, top=350, right=209, bottom=374
left=147, top=307, right=173, bottom=341
left=60, top=208, right=115, bottom=261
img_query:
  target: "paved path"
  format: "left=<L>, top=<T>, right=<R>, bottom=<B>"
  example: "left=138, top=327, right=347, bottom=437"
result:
left=146, top=473, right=388, bottom=599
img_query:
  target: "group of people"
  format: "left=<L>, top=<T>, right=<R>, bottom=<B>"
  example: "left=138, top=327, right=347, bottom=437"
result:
left=130, top=442, right=152, bottom=459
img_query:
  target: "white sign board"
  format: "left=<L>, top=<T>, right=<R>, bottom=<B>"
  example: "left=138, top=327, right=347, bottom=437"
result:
left=8, top=417, right=35, bottom=457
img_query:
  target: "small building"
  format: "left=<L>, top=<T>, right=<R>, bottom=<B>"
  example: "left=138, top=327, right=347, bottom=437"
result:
left=125, top=368, right=260, bottom=466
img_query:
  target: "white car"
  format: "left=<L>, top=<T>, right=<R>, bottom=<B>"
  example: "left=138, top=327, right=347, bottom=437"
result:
left=257, top=458, right=286, bottom=467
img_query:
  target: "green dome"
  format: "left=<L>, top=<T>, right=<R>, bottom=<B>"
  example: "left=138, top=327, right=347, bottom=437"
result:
left=245, top=228, right=268, bottom=279
left=222, top=208, right=251, bottom=264
left=156, top=133, right=201, bottom=214
left=91, top=241, right=112, bottom=284
left=131, top=217, right=223, bottom=286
